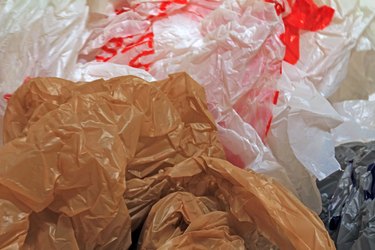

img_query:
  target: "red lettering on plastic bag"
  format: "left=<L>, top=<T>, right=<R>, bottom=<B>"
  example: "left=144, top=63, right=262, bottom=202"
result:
left=97, top=0, right=188, bottom=71
left=266, top=0, right=334, bottom=64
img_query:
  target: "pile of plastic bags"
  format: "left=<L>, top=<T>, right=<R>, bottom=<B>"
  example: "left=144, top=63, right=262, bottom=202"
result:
left=1, top=0, right=375, bottom=248
left=0, top=74, right=333, bottom=249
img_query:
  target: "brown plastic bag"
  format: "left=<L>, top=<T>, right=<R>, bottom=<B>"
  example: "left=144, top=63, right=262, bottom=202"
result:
left=137, top=157, right=335, bottom=250
left=1, top=73, right=224, bottom=249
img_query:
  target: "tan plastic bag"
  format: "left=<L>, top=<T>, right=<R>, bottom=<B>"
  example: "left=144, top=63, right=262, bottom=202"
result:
left=1, top=73, right=223, bottom=249
left=136, top=157, right=335, bottom=250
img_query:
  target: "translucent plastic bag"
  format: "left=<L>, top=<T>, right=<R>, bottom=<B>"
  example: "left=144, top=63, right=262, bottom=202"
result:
left=136, top=157, right=335, bottom=250
left=0, top=0, right=89, bottom=116
left=290, top=0, right=375, bottom=97
left=332, top=100, right=375, bottom=145
left=0, top=73, right=224, bottom=249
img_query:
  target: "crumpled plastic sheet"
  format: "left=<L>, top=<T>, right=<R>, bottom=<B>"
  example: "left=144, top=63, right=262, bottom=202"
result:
left=285, top=0, right=375, bottom=98
left=329, top=2, right=375, bottom=103
left=332, top=100, right=375, bottom=145
left=71, top=61, right=155, bottom=82
left=329, top=51, right=375, bottom=103
left=79, top=0, right=284, bottom=155
left=267, top=0, right=335, bottom=64
left=0, top=74, right=335, bottom=249
left=135, top=157, right=334, bottom=250
left=267, top=60, right=343, bottom=212
left=265, top=0, right=375, bottom=212
left=0, top=73, right=224, bottom=249
left=318, top=142, right=375, bottom=250
left=0, top=0, right=89, bottom=119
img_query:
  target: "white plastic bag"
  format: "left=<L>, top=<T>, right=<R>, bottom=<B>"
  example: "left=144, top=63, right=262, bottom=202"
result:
left=332, top=100, right=375, bottom=145
left=0, top=0, right=89, bottom=144
left=71, top=62, right=155, bottom=82
left=296, top=0, right=375, bottom=97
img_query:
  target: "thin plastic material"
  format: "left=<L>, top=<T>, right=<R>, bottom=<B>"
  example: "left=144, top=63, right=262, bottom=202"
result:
left=70, top=62, right=155, bottom=82
left=0, top=0, right=89, bottom=119
left=79, top=0, right=283, bottom=141
left=332, top=100, right=375, bottom=145
left=269, top=0, right=335, bottom=64
left=329, top=0, right=375, bottom=102
left=294, top=0, right=375, bottom=97
left=136, top=157, right=334, bottom=250
left=318, top=142, right=375, bottom=250
left=265, top=0, right=375, bottom=212
left=138, top=192, right=276, bottom=249
left=0, top=73, right=224, bottom=248
left=267, top=61, right=343, bottom=212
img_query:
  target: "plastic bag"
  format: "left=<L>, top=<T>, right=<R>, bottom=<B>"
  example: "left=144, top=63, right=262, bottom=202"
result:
left=0, top=0, right=89, bottom=118
left=289, top=0, right=375, bottom=97
left=332, top=100, right=375, bottom=145
left=0, top=73, right=224, bottom=248
left=329, top=0, right=375, bottom=102
left=79, top=0, right=283, bottom=147
left=318, top=142, right=375, bottom=250
left=71, top=62, right=155, bottom=82
left=265, top=0, right=373, bottom=211
left=1, top=73, right=335, bottom=249
left=267, top=61, right=343, bottom=212
left=136, top=156, right=334, bottom=249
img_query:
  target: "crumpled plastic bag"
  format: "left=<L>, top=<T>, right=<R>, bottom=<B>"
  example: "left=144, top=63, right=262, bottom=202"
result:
left=329, top=50, right=375, bottom=103
left=332, top=100, right=375, bottom=145
left=134, top=156, right=335, bottom=250
left=268, top=61, right=343, bottom=212
left=329, top=0, right=375, bottom=103
left=139, top=192, right=276, bottom=249
left=291, top=0, right=375, bottom=98
left=318, top=142, right=375, bottom=250
left=0, top=72, right=224, bottom=248
left=265, top=0, right=375, bottom=212
left=78, top=0, right=284, bottom=157
left=0, top=0, right=89, bottom=119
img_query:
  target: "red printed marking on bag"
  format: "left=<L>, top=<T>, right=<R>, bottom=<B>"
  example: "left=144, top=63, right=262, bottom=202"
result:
left=96, top=0, right=189, bottom=70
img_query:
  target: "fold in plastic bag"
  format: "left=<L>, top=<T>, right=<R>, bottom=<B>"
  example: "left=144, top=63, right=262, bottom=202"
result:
left=139, top=192, right=276, bottom=249
left=267, top=0, right=334, bottom=64
left=1, top=73, right=224, bottom=248
left=294, top=0, right=375, bottom=97
left=71, top=62, right=156, bottom=82
left=318, top=142, right=375, bottom=249
left=267, top=61, right=343, bottom=212
left=135, top=157, right=334, bottom=250
left=332, top=100, right=375, bottom=145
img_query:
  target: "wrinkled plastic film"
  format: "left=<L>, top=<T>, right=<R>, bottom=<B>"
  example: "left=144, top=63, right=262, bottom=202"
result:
left=318, top=142, right=375, bottom=249
left=1, top=73, right=224, bottom=248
